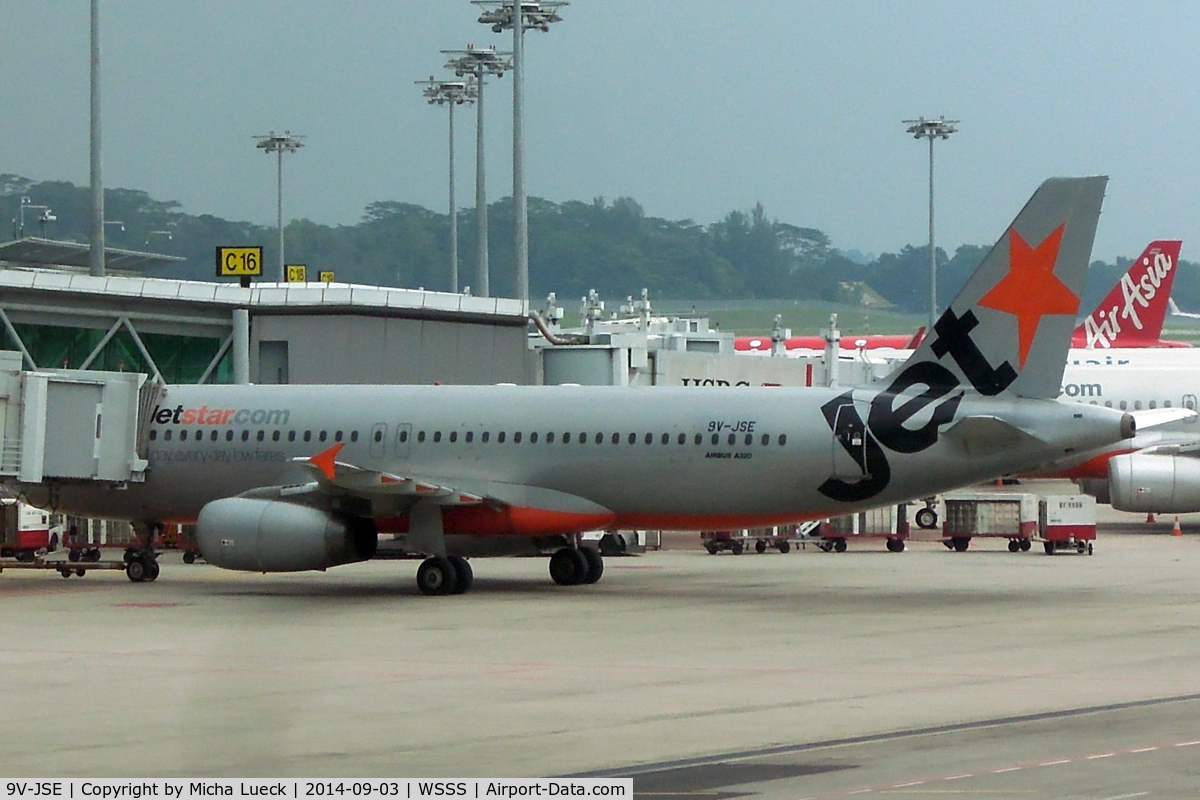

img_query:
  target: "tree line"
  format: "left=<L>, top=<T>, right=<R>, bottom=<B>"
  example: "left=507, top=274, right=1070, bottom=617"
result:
left=3, top=173, right=1196, bottom=316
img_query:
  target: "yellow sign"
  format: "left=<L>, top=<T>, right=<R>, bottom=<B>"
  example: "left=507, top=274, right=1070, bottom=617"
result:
left=285, top=264, right=307, bottom=283
left=319, top=270, right=335, bottom=282
left=215, top=246, right=262, bottom=277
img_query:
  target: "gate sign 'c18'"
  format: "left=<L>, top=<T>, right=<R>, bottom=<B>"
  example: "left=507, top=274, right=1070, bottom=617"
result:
left=286, top=264, right=307, bottom=282
left=215, top=246, right=263, bottom=277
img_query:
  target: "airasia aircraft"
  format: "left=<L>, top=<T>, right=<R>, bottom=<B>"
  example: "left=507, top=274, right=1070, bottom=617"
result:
left=736, top=240, right=1185, bottom=354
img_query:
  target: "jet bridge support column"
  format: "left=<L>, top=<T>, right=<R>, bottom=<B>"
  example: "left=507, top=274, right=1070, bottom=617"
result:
left=232, top=308, right=250, bottom=385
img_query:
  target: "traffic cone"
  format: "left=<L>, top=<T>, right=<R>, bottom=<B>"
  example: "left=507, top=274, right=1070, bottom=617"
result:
left=1146, top=513, right=1157, bottom=523
left=1173, top=516, right=1183, bottom=536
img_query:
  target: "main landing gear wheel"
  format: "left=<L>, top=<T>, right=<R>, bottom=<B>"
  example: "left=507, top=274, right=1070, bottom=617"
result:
left=886, top=538, right=905, bottom=553
left=580, top=547, right=604, bottom=584
left=915, top=507, right=939, bottom=530
left=549, top=547, right=590, bottom=586
left=124, top=557, right=160, bottom=583
left=448, top=555, right=473, bottom=595
left=417, top=556, right=458, bottom=596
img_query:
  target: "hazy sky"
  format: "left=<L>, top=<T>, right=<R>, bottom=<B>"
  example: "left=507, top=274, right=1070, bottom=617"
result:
left=2, top=1, right=1198, bottom=262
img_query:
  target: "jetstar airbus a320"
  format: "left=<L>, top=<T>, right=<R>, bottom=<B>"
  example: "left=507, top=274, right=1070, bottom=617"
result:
left=5, top=177, right=1138, bottom=595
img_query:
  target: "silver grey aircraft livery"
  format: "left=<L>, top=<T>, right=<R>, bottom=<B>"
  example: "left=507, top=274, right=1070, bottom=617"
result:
left=6, top=177, right=1136, bottom=594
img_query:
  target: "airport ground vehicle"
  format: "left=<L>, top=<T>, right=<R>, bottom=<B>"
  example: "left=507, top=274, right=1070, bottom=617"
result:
left=1, top=498, right=58, bottom=561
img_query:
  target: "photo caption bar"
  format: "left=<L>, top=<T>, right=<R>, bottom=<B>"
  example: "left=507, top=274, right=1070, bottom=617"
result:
left=1, top=781, right=632, bottom=800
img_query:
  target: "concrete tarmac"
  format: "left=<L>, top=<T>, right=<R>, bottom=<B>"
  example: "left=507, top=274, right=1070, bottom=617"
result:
left=3, top=530, right=1200, bottom=798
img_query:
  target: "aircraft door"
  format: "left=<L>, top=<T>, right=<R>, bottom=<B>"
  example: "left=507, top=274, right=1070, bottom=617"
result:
left=370, top=423, right=388, bottom=459
left=829, top=401, right=870, bottom=481
left=395, top=423, right=412, bottom=458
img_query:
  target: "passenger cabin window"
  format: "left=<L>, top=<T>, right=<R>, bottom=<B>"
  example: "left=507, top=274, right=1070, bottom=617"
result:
left=612, top=433, right=620, bottom=444
left=546, top=432, right=555, bottom=443
left=778, top=434, right=787, bottom=446
left=319, top=431, right=327, bottom=442
left=1119, top=401, right=1128, bottom=411
left=645, top=433, right=653, bottom=445
left=272, top=431, right=280, bottom=441
left=399, top=430, right=409, bottom=443
left=350, top=431, right=359, bottom=442
left=530, top=432, right=539, bottom=443
left=1149, top=401, right=1157, bottom=409
left=628, top=433, right=636, bottom=445
left=335, top=431, right=343, bottom=442
left=695, top=433, right=702, bottom=445
left=434, top=431, right=442, bottom=443
left=514, top=432, right=523, bottom=443
left=711, top=433, right=719, bottom=445
left=241, top=430, right=250, bottom=441
left=256, top=431, right=265, bottom=442
left=226, top=430, right=233, bottom=441
left=744, top=434, right=752, bottom=445
left=661, top=433, right=670, bottom=445
left=288, top=431, right=296, bottom=442
left=677, top=433, right=686, bottom=445
left=761, top=434, right=769, bottom=446
left=418, top=431, right=426, bottom=443
left=497, top=432, right=506, bottom=443
left=481, top=431, right=489, bottom=443
left=465, top=431, right=473, bottom=443
left=449, top=431, right=458, bottom=443
left=595, top=432, right=603, bottom=444
left=180, top=430, right=188, bottom=441
left=727, top=433, right=736, bottom=446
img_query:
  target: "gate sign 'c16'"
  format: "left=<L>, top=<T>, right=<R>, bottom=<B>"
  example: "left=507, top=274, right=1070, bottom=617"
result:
left=215, top=246, right=263, bottom=277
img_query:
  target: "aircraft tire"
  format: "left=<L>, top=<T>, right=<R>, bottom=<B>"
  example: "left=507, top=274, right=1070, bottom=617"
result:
left=778, top=541, right=791, bottom=554
left=125, top=559, right=147, bottom=583
left=952, top=537, right=970, bottom=553
left=1008, top=539, right=1021, bottom=552
left=581, top=548, right=604, bottom=584
left=755, top=539, right=767, bottom=554
left=549, top=548, right=589, bottom=586
left=146, top=560, right=161, bottom=582
left=417, top=556, right=458, bottom=596
left=448, top=555, right=473, bottom=594
left=834, top=538, right=848, bottom=553
left=915, top=508, right=938, bottom=530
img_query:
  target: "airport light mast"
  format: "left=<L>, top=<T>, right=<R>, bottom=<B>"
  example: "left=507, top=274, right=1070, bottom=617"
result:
left=418, top=75, right=477, bottom=293
left=254, top=130, right=305, bottom=282
left=89, top=0, right=105, bottom=276
left=904, top=116, right=958, bottom=333
left=474, top=0, right=567, bottom=305
left=443, top=45, right=512, bottom=298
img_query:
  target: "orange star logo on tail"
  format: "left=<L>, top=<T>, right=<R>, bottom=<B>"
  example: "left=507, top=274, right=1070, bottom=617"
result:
left=978, top=224, right=1078, bottom=368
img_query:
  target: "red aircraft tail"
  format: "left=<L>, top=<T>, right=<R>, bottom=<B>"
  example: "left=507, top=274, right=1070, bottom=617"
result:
left=1072, top=240, right=1183, bottom=348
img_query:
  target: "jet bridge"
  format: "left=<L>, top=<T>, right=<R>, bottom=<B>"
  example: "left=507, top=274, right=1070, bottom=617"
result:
left=0, top=351, right=155, bottom=485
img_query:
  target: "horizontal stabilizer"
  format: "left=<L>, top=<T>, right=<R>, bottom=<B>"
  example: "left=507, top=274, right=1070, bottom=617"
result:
left=943, top=415, right=1041, bottom=456
left=1129, top=407, right=1198, bottom=430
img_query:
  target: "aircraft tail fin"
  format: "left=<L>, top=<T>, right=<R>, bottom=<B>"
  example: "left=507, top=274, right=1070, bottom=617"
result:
left=893, top=177, right=1107, bottom=399
left=1074, top=240, right=1182, bottom=347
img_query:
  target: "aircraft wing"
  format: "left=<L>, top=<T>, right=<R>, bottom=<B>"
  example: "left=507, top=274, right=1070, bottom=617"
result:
left=279, top=442, right=615, bottom=520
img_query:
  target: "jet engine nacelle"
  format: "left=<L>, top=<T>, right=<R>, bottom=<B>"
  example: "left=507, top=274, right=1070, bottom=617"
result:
left=1108, top=453, right=1200, bottom=513
left=196, top=497, right=377, bottom=572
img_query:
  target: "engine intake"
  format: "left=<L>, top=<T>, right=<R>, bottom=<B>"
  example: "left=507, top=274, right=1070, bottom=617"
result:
left=197, top=498, right=377, bottom=572
left=1108, top=453, right=1200, bottom=513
